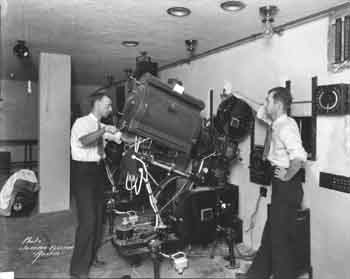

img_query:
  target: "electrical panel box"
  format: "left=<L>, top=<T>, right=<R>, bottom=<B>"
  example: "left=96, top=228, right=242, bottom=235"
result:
left=314, top=84, right=350, bottom=115
left=319, top=172, right=350, bottom=193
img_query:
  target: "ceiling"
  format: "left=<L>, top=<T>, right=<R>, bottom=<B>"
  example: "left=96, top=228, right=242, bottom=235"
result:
left=0, top=0, right=347, bottom=85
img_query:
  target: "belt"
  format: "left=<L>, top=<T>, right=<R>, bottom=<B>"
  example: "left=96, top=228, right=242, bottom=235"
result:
left=270, top=166, right=305, bottom=181
left=72, top=160, right=103, bottom=165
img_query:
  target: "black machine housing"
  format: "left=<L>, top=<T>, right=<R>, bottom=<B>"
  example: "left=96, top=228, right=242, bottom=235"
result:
left=121, top=73, right=205, bottom=154
left=172, top=184, right=241, bottom=245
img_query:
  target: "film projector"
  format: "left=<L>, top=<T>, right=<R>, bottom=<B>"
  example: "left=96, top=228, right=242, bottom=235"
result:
left=102, top=74, right=254, bottom=277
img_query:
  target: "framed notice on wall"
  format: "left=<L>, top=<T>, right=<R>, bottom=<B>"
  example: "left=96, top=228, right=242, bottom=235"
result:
left=328, top=6, right=350, bottom=73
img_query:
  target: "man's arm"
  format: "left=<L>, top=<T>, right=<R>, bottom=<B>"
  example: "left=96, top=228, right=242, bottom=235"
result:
left=232, top=91, right=263, bottom=114
left=79, top=127, right=105, bottom=146
left=275, top=159, right=303, bottom=181
left=274, top=124, right=307, bottom=181
left=232, top=91, right=272, bottom=125
left=79, top=124, right=117, bottom=146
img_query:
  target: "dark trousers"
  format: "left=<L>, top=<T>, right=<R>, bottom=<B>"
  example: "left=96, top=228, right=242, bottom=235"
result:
left=247, top=170, right=304, bottom=279
left=70, top=161, right=105, bottom=276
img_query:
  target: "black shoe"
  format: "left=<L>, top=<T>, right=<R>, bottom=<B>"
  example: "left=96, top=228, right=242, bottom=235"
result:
left=119, top=276, right=131, bottom=279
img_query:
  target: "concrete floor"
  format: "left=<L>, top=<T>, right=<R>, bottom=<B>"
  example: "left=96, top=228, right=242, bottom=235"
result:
left=1, top=201, right=251, bottom=279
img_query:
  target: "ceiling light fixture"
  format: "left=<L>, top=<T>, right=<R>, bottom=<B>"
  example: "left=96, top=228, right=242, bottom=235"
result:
left=259, top=5, right=279, bottom=38
left=167, top=7, right=191, bottom=17
left=122, top=41, right=139, bottom=47
left=220, top=1, right=246, bottom=12
left=13, top=40, right=30, bottom=58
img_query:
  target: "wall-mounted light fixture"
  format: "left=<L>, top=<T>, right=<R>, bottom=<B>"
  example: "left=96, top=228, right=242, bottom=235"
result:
left=27, top=80, right=32, bottom=94
left=185, top=39, right=198, bottom=58
left=13, top=40, right=30, bottom=58
left=259, top=5, right=279, bottom=37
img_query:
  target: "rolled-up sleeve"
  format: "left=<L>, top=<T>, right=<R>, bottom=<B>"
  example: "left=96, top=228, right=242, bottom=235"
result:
left=279, top=124, right=307, bottom=162
left=71, top=118, right=90, bottom=143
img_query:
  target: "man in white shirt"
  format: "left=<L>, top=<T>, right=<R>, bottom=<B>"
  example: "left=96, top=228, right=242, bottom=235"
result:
left=70, top=91, right=125, bottom=279
left=235, top=87, right=307, bottom=279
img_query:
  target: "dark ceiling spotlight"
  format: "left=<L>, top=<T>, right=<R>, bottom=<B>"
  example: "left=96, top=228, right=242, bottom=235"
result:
left=259, top=5, right=279, bottom=37
left=185, top=39, right=198, bottom=57
left=13, top=40, right=30, bottom=58
left=167, top=7, right=191, bottom=17
left=122, top=41, right=139, bottom=47
left=220, top=1, right=246, bottom=12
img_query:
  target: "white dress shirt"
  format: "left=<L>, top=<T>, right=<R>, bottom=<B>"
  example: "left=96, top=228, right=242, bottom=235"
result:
left=257, top=106, right=307, bottom=168
left=71, top=113, right=122, bottom=162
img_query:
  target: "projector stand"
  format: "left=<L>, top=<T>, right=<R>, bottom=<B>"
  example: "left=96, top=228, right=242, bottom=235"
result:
left=149, top=239, right=162, bottom=279
left=224, top=227, right=239, bottom=269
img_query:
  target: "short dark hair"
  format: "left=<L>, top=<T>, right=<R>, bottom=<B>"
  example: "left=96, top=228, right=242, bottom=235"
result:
left=268, top=86, right=292, bottom=112
left=89, top=89, right=111, bottom=108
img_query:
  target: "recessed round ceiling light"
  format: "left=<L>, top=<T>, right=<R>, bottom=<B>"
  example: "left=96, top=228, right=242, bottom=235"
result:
left=122, top=41, right=139, bottom=47
left=220, top=1, right=246, bottom=12
left=167, top=7, right=191, bottom=17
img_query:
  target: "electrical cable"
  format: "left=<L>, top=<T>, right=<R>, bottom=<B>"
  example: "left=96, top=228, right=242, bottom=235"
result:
left=154, top=175, right=181, bottom=199
left=148, top=171, right=159, bottom=186
left=132, top=155, right=164, bottom=229
left=159, top=252, right=171, bottom=258
left=245, top=194, right=261, bottom=233
left=158, top=179, right=193, bottom=214
left=135, top=168, right=143, bottom=195
left=243, top=190, right=264, bottom=254
left=104, top=160, right=118, bottom=187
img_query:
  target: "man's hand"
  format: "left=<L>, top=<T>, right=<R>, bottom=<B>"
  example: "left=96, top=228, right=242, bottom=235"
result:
left=232, top=91, right=244, bottom=100
left=104, top=125, right=118, bottom=134
left=274, top=167, right=289, bottom=181
left=231, top=91, right=263, bottom=113
left=121, top=133, right=136, bottom=144
left=104, top=131, right=122, bottom=144
left=274, top=159, right=303, bottom=182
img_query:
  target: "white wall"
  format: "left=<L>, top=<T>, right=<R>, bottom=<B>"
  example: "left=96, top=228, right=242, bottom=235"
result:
left=0, top=80, right=38, bottom=162
left=0, top=80, right=100, bottom=163
left=160, top=17, right=350, bottom=279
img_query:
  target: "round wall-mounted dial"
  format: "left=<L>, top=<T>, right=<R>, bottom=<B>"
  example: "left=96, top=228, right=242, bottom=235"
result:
left=318, top=88, right=338, bottom=112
